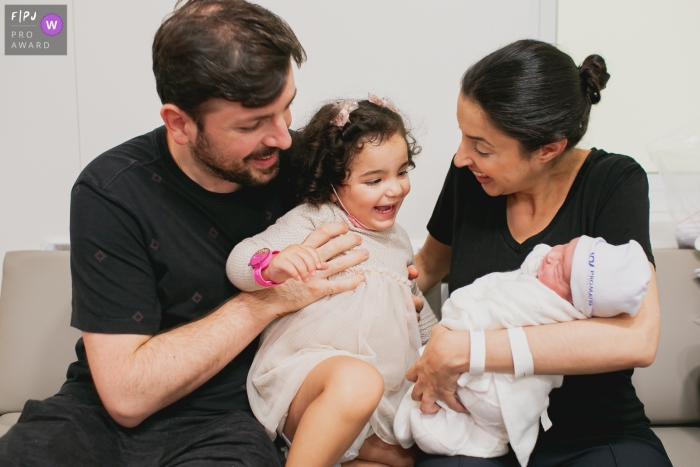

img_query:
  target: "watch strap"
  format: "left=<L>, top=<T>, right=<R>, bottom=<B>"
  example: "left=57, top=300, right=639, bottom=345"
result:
left=251, top=250, right=282, bottom=287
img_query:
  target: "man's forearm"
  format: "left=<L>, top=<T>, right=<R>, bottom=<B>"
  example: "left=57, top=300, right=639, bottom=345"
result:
left=86, top=227, right=367, bottom=428
left=85, top=291, right=280, bottom=427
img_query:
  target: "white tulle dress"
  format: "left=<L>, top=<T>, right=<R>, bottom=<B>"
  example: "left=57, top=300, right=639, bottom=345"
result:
left=226, top=202, right=437, bottom=462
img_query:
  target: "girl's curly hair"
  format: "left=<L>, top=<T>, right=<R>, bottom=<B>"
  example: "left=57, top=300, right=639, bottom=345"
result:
left=287, top=99, right=421, bottom=204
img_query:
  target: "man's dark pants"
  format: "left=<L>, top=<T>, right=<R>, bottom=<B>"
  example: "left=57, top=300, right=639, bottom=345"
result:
left=0, top=394, right=282, bottom=466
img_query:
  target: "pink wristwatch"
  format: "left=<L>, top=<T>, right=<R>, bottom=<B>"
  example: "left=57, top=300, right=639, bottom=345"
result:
left=249, top=248, right=282, bottom=287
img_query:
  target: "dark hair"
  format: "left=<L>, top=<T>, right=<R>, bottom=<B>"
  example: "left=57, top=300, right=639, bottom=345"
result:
left=152, top=0, right=306, bottom=127
left=461, top=39, right=610, bottom=153
left=288, top=100, right=421, bottom=204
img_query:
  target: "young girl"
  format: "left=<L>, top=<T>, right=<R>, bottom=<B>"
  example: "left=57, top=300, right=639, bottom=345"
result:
left=226, top=97, right=438, bottom=467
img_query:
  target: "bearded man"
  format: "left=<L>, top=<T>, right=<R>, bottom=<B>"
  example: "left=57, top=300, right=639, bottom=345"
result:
left=0, top=1, right=366, bottom=465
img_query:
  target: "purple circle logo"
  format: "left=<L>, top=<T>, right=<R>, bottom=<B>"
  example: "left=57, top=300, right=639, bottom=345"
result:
left=40, top=13, right=63, bottom=37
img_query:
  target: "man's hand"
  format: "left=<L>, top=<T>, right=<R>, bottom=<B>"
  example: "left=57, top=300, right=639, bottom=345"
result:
left=406, top=324, right=470, bottom=414
left=256, top=222, right=368, bottom=317
left=262, top=244, right=328, bottom=283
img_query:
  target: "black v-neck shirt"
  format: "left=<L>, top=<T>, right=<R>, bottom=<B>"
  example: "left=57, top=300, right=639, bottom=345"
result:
left=427, top=149, right=653, bottom=440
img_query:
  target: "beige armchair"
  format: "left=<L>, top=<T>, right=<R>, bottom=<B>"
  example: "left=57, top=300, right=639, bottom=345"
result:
left=0, top=250, right=80, bottom=437
left=632, top=249, right=700, bottom=467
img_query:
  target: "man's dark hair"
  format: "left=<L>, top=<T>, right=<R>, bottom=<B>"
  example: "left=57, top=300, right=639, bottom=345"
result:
left=153, top=0, right=306, bottom=127
left=461, top=39, right=610, bottom=154
left=288, top=100, right=421, bottom=205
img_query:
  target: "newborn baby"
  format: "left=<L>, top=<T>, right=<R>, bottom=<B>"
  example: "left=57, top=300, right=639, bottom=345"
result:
left=395, top=236, right=651, bottom=466
left=536, top=236, right=650, bottom=318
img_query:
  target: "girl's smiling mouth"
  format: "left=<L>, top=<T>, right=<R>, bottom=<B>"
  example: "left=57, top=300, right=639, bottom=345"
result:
left=374, top=203, right=397, bottom=216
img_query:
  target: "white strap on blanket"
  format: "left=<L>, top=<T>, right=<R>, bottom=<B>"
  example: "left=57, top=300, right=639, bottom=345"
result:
left=469, top=330, right=486, bottom=375
left=541, top=408, right=553, bottom=431
left=508, top=327, right=534, bottom=378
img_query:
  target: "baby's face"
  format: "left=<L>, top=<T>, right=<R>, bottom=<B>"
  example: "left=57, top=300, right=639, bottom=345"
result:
left=537, top=238, right=579, bottom=302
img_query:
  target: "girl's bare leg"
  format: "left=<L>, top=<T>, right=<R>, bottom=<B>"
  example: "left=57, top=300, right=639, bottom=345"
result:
left=283, top=356, right=385, bottom=467
left=342, top=434, right=415, bottom=467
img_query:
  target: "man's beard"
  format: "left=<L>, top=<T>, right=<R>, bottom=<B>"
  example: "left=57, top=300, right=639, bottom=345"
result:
left=189, top=131, right=280, bottom=187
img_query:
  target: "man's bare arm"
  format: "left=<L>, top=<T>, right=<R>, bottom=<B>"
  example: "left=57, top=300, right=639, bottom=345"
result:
left=85, top=223, right=367, bottom=428
left=84, top=292, right=282, bottom=428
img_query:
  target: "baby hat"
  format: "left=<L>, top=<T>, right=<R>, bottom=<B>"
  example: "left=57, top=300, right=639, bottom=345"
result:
left=570, top=236, right=651, bottom=318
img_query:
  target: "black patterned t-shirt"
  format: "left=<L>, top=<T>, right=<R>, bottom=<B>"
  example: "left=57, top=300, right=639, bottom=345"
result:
left=61, top=126, right=295, bottom=415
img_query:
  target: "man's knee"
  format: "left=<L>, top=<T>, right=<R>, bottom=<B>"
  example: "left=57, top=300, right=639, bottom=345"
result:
left=161, top=410, right=281, bottom=467
left=0, top=396, right=120, bottom=466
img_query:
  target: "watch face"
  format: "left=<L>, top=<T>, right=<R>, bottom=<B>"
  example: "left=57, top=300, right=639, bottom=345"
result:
left=249, top=248, right=271, bottom=267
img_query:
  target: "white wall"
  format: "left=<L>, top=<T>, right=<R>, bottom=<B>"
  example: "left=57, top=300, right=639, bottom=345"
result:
left=557, top=0, right=700, bottom=172
left=1, top=0, right=171, bottom=285
left=557, top=0, right=700, bottom=248
left=1, top=0, right=81, bottom=283
left=256, top=0, right=556, bottom=246
left=0, top=1, right=554, bottom=283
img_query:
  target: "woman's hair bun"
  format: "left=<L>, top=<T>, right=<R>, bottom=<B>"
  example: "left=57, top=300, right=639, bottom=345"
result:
left=579, top=54, right=610, bottom=104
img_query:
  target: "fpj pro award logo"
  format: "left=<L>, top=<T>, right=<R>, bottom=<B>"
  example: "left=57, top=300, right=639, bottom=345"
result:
left=5, top=5, right=67, bottom=55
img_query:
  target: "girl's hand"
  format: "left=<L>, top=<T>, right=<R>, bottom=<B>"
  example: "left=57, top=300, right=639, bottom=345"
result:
left=262, top=244, right=329, bottom=284
left=406, top=324, right=470, bottom=414
left=253, top=223, right=368, bottom=318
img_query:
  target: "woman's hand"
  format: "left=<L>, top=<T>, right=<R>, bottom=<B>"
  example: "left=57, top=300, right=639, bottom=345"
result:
left=408, top=265, right=423, bottom=314
left=406, top=324, right=471, bottom=414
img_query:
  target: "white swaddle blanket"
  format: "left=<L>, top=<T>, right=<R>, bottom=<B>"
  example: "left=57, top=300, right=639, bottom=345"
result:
left=394, top=244, right=588, bottom=467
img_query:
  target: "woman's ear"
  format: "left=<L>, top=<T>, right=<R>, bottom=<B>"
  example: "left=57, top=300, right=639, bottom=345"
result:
left=537, top=139, right=568, bottom=163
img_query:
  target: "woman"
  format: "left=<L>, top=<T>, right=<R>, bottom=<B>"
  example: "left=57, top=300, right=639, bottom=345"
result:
left=408, top=40, right=672, bottom=466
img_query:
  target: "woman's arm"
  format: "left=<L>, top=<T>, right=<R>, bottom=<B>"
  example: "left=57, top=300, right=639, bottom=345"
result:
left=523, top=262, right=660, bottom=373
left=410, top=278, right=439, bottom=345
left=408, top=262, right=660, bottom=413
left=415, top=234, right=451, bottom=293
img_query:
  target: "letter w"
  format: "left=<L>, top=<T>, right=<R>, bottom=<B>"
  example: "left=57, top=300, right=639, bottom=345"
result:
left=46, top=20, right=58, bottom=30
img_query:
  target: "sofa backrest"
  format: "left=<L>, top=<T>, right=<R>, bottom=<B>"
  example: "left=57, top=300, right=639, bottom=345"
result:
left=0, top=250, right=81, bottom=415
left=1, top=248, right=698, bottom=424
left=632, top=249, right=700, bottom=424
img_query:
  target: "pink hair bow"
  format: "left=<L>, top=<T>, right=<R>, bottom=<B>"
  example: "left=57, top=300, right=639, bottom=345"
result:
left=330, top=99, right=359, bottom=127
left=368, top=93, right=398, bottom=113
